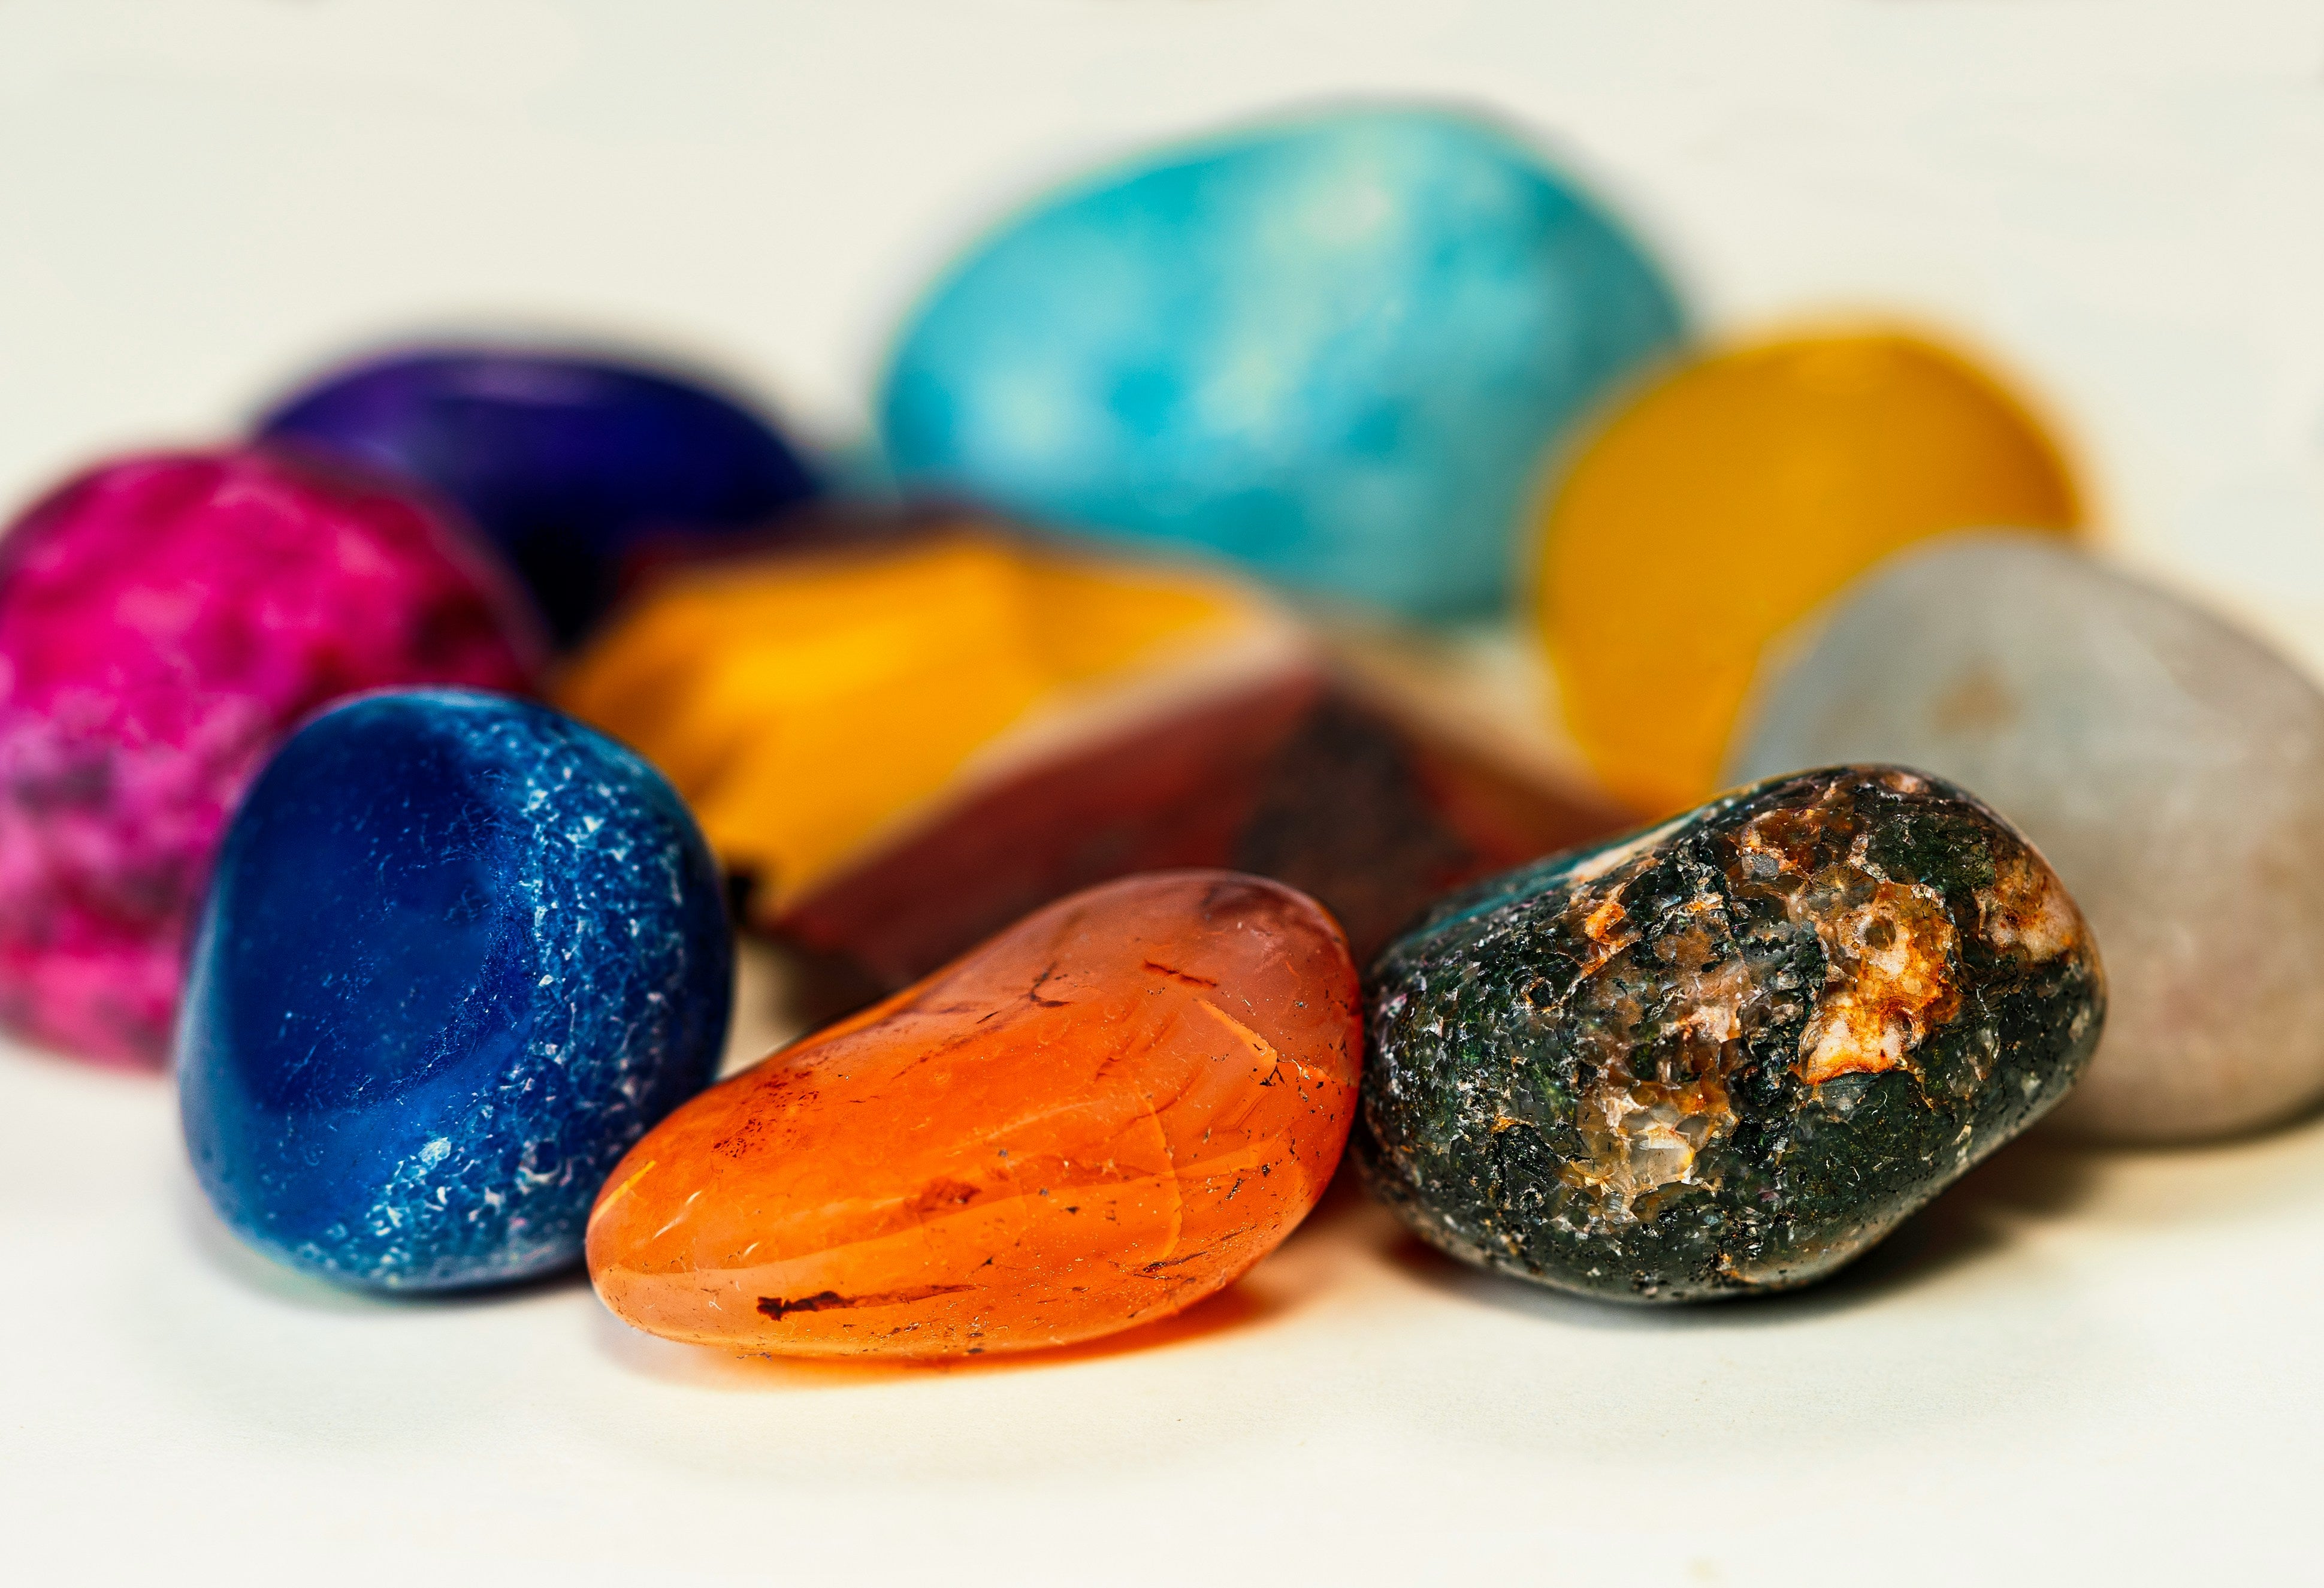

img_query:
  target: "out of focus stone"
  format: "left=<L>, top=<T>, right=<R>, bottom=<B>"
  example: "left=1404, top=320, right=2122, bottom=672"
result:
left=0, top=449, right=541, bottom=1065
left=1539, top=331, right=2082, bottom=815
left=556, top=527, right=1277, bottom=907
left=561, top=528, right=1628, bottom=1019
left=260, top=345, right=820, bottom=645
left=1735, top=533, right=2324, bottom=1143
left=882, top=106, right=1684, bottom=618
left=773, top=667, right=1628, bottom=1016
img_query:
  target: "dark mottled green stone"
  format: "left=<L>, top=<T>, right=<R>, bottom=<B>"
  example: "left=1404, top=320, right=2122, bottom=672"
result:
left=1357, top=766, right=2105, bottom=1302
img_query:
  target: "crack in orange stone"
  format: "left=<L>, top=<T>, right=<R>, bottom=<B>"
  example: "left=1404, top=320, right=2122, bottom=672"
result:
left=757, top=1284, right=976, bottom=1320
left=586, top=1159, right=656, bottom=1232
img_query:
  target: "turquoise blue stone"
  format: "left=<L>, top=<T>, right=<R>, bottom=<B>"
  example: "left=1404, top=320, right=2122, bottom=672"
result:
left=178, top=690, right=731, bottom=1292
left=259, top=348, right=821, bottom=646
left=879, top=108, right=1685, bottom=617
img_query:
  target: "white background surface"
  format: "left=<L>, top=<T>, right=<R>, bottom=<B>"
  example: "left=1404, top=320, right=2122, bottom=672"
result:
left=5, top=4, right=2324, bottom=1583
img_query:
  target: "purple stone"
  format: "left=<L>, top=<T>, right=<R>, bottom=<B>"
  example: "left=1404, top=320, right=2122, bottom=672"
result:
left=259, top=347, right=821, bottom=644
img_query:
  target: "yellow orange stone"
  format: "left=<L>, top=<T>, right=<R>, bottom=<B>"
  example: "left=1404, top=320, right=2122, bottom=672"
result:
left=586, top=871, right=1361, bottom=1357
left=1538, top=330, right=2083, bottom=814
left=557, top=530, right=1270, bottom=905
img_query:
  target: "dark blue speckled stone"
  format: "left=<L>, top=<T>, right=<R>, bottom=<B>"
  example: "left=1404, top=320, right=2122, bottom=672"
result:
left=178, top=689, right=732, bottom=1292
left=259, top=348, right=820, bottom=645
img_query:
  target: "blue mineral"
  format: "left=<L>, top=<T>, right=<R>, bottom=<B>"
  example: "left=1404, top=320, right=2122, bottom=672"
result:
left=178, top=689, right=732, bottom=1292
left=258, top=348, right=820, bottom=645
left=879, top=107, right=1685, bottom=618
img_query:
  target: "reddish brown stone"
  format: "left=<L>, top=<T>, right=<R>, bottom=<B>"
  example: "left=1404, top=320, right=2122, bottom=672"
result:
left=767, top=669, right=1625, bottom=1017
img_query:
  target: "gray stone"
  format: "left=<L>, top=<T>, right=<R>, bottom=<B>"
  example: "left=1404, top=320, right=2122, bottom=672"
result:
left=1733, top=533, right=2324, bottom=1142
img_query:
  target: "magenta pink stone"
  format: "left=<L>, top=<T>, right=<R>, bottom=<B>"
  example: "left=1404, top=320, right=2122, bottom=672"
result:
left=0, top=448, right=544, bottom=1066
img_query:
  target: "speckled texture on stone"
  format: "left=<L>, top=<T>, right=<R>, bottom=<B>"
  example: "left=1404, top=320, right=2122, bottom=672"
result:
left=1358, top=766, right=2105, bottom=1303
left=1734, top=533, right=2324, bottom=1143
left=178, top=689, right=731, bottom=1291
left=0, top=449, right=541, bottom=1066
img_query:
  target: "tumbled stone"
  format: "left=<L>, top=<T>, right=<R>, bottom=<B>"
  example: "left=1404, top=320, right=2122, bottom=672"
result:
left=260, top=345, right=820, bottom=645
left=0, top=449, right=540, bottom=1065
left=774, top=668, right=1627, bottom=1019
left=556, top=527, right=1288, bottom=907
left=1539, top=331, right=2081, bottom=815
left=1359, top=766, right=2104, bottom=1303
left=882, top=107, right=1684, bottom=618
left=588, top=871, right=1360, bottom=1357
left=1735, top=533, right=2324, bottom=1142
left=179, top=690, right=730, bottom=1291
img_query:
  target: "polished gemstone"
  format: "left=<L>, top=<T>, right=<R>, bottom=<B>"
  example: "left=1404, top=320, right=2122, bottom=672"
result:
left=1361, top=766, right=2105, bottom=1303
left=1540, top=331, right=2081, bottom=814
left=773, top=669, right=1628, bottom=1019
left=0, top=449, right=540, bottom=1065
left=179, top=690, right=731, bottom=1291
left=588, top=872, right=1361, bottom=1356
left=882, top=107, right=1684, bottom=617
left=1736, top=533, right=2324, bottom=1143
left=259, top=345, right=820, bottom=644
left=557, top=529, right=1278, bottom=907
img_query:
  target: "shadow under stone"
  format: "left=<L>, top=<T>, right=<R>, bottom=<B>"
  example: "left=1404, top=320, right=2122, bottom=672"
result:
left=1373, top=1133, right=2111, bottom=1332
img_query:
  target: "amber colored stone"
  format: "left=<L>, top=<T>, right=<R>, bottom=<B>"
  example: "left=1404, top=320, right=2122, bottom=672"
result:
left=587, top=872, right=1361, bottom=1357
left=1539, top=330, right=2083, bottom=815
left=772, top=668, right=1627, bottom=1020
left=556, top=529, right=1270, bottom=906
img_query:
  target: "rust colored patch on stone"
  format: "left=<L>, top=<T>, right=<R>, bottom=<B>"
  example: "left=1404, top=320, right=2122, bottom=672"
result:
left=1795, top=878, right=1960, bottom=1085
left=1978, top=851, right=2080, bottom=963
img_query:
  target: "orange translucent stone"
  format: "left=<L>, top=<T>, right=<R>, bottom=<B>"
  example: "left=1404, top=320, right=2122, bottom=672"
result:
left=586, top=871, right=1361, bottom=1358
left=1539, top=329, right=2083, bottom=816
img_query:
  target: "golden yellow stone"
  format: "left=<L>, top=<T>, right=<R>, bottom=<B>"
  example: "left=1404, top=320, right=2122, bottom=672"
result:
left=1538, top=330, right=2083, bottom=814
left=555, top=530, right=1266, bottom=904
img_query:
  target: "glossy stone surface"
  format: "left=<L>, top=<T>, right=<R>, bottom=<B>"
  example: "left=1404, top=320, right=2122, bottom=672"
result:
left=882, top=107, right=1684, bottom=618
left=0, top=450, right=540, bottom=1065
left=260, top=346, right=820, bottom=645
left=557, top=529, right=1277, bottom=905
left=775, top=669, right=1627, bottom=1019
left=589, top=871, right=1360, bottom=1357
left=1360, top=766, right=2104, bottom=1303
left=179, top=690, right=731, bottom=1291
left=1540, top=331, right=2081, bottom=814
left=1736, top=535, right=2324, bottom=1143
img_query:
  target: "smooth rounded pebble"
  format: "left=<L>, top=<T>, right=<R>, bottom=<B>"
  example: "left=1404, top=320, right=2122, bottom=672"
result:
left=881, top=106, right=1684, bottom=618
left=0, top=449, right=540, bottom=1065
left=261, top=345, right=820, bottom=645
left=589, top=871, right=1360, bottom=1357
left=1735, top=533, right=2324, bottom=1142
left=1539, top=331, right=2080, bottom=814
left=179, top=690, right=732, bottom=1291
left=1361, top=766, right=2104, bottom=1302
